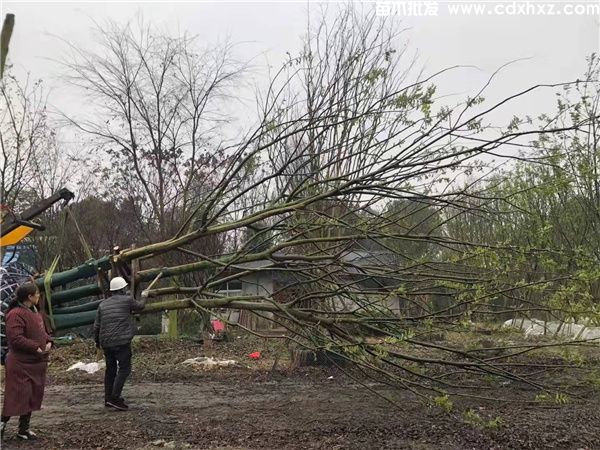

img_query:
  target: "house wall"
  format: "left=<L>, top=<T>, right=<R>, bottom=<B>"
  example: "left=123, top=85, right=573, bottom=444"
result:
left=217, top=271, right=406, bottom=330
left=233, top=272, right=275, bottom=330
left=387, top=296, right=401, bottom=315
left=241, top=272, right=273, bottom=298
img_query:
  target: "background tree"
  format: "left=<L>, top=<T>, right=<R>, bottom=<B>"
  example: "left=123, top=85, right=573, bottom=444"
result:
left=0, top=71, right=55, bottom=210
left=60, top=18, right=243, bottom=243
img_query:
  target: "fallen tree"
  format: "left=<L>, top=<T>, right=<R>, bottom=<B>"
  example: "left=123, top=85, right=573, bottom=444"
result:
left=5, top=7, right=600, bottom=407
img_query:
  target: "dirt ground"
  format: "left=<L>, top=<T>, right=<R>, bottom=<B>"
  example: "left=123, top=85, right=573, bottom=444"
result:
left=1, top=335, right=599, bottom=449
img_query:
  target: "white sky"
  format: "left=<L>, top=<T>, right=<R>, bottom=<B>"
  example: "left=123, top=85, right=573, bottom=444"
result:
left=1, top=0, right=598, bottom=144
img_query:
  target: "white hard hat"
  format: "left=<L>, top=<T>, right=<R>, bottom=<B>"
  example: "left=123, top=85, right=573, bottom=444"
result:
left=109, top=277, right=128, bottom=291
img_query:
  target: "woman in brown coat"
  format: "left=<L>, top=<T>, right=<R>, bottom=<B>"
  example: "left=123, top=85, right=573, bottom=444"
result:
left=1, top=282, right=52, bottom=441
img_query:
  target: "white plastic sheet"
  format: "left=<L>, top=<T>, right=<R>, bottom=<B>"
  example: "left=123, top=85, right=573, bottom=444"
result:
left=181, top=356, right=237, bottom=368
left=503, top=318, right=600, bottom=341
left=66, top=360, right=105, bottom=374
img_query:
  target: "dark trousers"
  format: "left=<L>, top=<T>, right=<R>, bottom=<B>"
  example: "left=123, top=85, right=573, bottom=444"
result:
left=1, top=412, right=31, bottom=432
left=103, top=343, right=132, bottom=400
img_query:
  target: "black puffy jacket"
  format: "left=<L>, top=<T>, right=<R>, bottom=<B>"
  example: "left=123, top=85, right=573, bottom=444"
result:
left=94, top=294, right=146, bottom=349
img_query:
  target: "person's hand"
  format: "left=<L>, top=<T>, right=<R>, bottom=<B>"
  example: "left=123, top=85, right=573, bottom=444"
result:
left=45, top=342, right=52, bottom=351
left=36, top=347, right=44, bottom=354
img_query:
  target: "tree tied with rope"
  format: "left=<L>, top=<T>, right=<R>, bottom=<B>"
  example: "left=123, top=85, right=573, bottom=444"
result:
left=26, top=8, right=600, bottom=406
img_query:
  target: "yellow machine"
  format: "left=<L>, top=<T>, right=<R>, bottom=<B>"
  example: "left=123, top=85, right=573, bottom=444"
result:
left=0, top=188, right=74, bottom=248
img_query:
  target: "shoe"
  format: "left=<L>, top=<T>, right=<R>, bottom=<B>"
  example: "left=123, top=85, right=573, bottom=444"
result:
left=16, top=430, right=37, bottom=440
left=105, top=397, right=125, bottom=407
left=106, top=397, right=128, bottom=411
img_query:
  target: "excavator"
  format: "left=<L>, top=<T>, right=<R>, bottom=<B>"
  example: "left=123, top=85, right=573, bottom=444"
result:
left=1, top=188, right=75, bottom=248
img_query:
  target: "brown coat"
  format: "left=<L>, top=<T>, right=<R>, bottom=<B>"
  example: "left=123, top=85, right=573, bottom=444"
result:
left=2, top=305, right=51, bottom=417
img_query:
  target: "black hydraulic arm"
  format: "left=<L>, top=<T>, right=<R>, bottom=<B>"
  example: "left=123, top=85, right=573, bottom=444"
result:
left=1, top=188, right=75, bottom=237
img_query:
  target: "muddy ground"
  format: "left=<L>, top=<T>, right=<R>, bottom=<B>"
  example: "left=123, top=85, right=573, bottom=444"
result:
left=1, top=335, right=599, bottom=449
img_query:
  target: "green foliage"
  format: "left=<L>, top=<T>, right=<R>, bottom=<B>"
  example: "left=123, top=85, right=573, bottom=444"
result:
left=432, top=394, right=453, bottom=413
left=463, top=409, right=504, bottom=429
left=585, top=370, right=600, bottom=390
left=535, top=392, right=570, bottom=405
left=138, top=312, right=162, bottom=335
left=558, top=348, right=585, bottom=367
left=177, top=309, right=207, bottom=337
left=364, top=67, right=386, bottom=84
left=483, top=374, right=501, bottom=385
left=463, top=408, right=481, bottom=425
left=439, top=55, right=600, bottom=326
left=486, top=416, right=504, bottom=429
left=382, top=329, right=415, bottom=344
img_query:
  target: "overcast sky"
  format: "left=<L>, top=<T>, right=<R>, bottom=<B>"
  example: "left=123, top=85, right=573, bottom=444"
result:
left=2, top=1, right=598, bottom=138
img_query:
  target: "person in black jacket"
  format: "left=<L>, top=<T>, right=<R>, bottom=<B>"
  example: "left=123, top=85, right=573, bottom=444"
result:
left=94, top=277, right=146, bottom=411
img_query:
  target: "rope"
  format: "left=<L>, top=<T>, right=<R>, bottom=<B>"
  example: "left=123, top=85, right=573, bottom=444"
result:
left=66, top=206, right=93, bottom=261
left=43, top=255, right=60, bottom=330
left=42, top=207, right=70, bottom=330
left=43, top=205, right=94, bottom=330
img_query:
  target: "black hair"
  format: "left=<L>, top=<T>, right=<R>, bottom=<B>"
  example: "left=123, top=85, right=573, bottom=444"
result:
left=8, top=282, right=39, bottom=310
